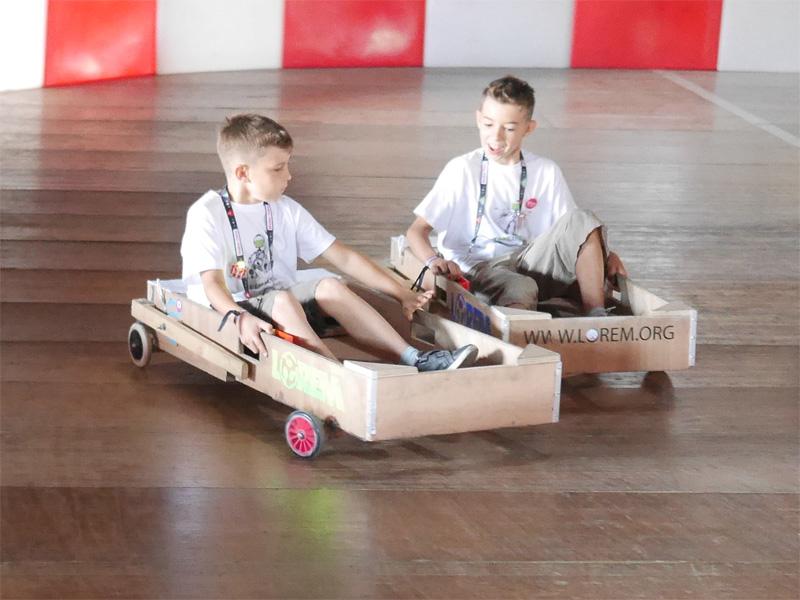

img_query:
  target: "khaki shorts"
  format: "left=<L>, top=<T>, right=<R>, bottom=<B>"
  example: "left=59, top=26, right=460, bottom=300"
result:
left=238, top=278, right=333, bottom=335
left=467, top=208, right=606, bottom=309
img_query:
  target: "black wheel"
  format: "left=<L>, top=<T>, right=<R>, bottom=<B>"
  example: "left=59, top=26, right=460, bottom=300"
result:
left=285, top=410, right=325, bottom=459
left=128, top=322, right=155, bottom=368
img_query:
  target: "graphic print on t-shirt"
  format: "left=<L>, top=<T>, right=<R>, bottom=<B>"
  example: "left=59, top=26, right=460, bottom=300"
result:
left=497, top=206, right=520, bottom=236
left=489, top=199, right=526, bottom=239
left=247, top=233, right=284, bottom=295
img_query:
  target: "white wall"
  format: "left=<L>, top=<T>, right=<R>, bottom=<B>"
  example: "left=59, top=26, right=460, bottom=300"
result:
left=157, top=0, right=284, bottom=74
left=424, top=0, right=575, bottom=68
left=0, top=0, right=48, bottom=91
left=718, top=0, right=800, bottom=72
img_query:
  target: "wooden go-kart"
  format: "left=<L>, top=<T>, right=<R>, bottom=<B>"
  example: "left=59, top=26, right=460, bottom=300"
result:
left=389, top=236, right=697, bottom=376
left=128, top=273, right=562, bottom=459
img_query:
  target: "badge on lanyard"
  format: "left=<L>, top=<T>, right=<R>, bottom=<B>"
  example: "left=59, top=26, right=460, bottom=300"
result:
left=470, top=153, right=528, bottom=252
left=229, top=259, right=247, bottom=279
left=219, top=186, right=275, bottom=298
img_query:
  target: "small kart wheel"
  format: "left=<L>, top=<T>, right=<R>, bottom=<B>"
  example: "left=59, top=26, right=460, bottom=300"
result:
left=128, top=322, right=155, bottom=368
left=285, top=410, right=325, bottom=459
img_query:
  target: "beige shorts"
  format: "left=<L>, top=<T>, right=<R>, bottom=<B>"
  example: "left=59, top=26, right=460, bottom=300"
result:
left=467, top=208, right=606, bottom=309
left=238, top=278, right=333, bottom=334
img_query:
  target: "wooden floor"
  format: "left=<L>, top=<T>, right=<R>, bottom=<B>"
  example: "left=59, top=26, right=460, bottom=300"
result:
left=1, top=68, right=798, bottom=599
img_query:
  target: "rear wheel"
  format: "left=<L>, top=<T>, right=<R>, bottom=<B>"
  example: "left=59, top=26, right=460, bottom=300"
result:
left=128, top=322, right=155, bottom=368
left=285, top=410, right=325, bottom=459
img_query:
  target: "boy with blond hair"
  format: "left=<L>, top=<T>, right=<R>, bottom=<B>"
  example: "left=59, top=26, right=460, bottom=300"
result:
left=181, top=114, right=477, bottom=371
left=407, top=75, right=626, bottom=317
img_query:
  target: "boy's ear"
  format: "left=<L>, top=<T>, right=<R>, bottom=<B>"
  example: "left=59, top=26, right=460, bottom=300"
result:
left=525, top=119, right=537, bottom=136
left=234, top=164, right=249, bottom=182
left=475, top=109, right=483, bottom=128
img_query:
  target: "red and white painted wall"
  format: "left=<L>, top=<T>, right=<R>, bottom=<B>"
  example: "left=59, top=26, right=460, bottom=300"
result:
left=1, top=0, right=797, bottom=91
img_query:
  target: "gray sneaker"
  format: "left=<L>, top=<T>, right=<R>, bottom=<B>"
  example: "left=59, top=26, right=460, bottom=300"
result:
left=415, top=344, right=479, bottom=372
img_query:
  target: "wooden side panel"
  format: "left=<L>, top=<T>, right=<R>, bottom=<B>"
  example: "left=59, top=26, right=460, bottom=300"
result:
left=370, top=362, right=559, bottom=441
left=147, top=283, right=241, bottom=352
left=249, top=340, right=370, bottom=441
left=140, top=285, right=372, bottom=439
left=131, top=299, right=248, bottom=379
left=151, top=330, right=231, bottom=382
left=508, top=313, right=695, bottom=375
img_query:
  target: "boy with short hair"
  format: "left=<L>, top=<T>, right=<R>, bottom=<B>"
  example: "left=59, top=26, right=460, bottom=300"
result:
left=406, top=75, right=626, bottom=317
left=181, top=114, right=477, bottom=371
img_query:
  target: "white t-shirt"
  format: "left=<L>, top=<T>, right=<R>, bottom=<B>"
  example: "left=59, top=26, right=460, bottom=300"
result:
left=414, top=149, right=577, bottom=271
left=181, top=190, right=336, bottom=306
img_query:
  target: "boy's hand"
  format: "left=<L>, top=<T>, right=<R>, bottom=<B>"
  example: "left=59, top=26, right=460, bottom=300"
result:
left=400, top=289, right=434, bottom=321
left=428, top=257, right=463, bottom=278
left=238, top=311, right=274, bottom=355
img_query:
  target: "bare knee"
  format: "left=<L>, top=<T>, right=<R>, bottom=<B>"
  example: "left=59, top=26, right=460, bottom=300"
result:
left=271, top=290, right=305, bottom=319
left=314, top=277, right=350, bottom=302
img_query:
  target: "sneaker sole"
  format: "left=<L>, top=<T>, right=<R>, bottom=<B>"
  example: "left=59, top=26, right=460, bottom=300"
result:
left=446, top=345, right=479, bottom=370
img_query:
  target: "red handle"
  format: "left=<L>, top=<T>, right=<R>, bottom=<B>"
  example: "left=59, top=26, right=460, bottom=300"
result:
left=275, top=330, right=295, bottom=344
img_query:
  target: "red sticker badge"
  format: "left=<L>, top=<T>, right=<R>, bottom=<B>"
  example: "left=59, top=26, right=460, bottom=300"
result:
left=525, top=198, right=538, bottom=209
left=229, top=260, right=247, bottom=280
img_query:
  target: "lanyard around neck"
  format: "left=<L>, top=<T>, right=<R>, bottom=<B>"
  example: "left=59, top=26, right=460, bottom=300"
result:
left=219, top=186, right=273, bottom=298
left=471, top=152, right=528, bottom=249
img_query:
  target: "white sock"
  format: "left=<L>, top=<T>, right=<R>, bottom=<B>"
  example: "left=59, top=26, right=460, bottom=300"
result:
left=399, top=346, right=420, bottom=366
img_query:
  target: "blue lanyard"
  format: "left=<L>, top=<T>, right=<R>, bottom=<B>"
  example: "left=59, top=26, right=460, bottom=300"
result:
left=219, top=186, right=273, bottom=298
left=470, top=153, right=528, bottom=250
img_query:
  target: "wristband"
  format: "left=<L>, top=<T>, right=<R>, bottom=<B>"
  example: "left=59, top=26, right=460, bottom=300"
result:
left=218, top=309, right=244, bottom=332
left=425, top=253, right=443, bottom=268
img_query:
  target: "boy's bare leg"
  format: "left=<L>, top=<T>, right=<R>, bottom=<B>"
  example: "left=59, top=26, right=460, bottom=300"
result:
left=575, top=227, right=606, bottom=313
left=313, top=278, right=409, bottom=359
left=270, top=291, right=338, bottom=360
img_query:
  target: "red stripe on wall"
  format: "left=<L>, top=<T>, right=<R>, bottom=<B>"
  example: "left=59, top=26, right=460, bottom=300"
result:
left=571, top=0, right=723, bottom=70
left=44, top=0, right=156, bottom=87
left=283, top=0, right=426, bottom=68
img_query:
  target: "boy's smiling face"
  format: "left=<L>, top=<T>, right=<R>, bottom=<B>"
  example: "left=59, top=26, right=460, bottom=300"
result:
left=236, top=146, right=292, bottom=203
left=476, top=96, right=536, bottom=165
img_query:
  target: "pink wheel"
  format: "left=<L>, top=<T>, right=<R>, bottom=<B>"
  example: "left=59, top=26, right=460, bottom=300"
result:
left=285, top=410, right=325, bottom=459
